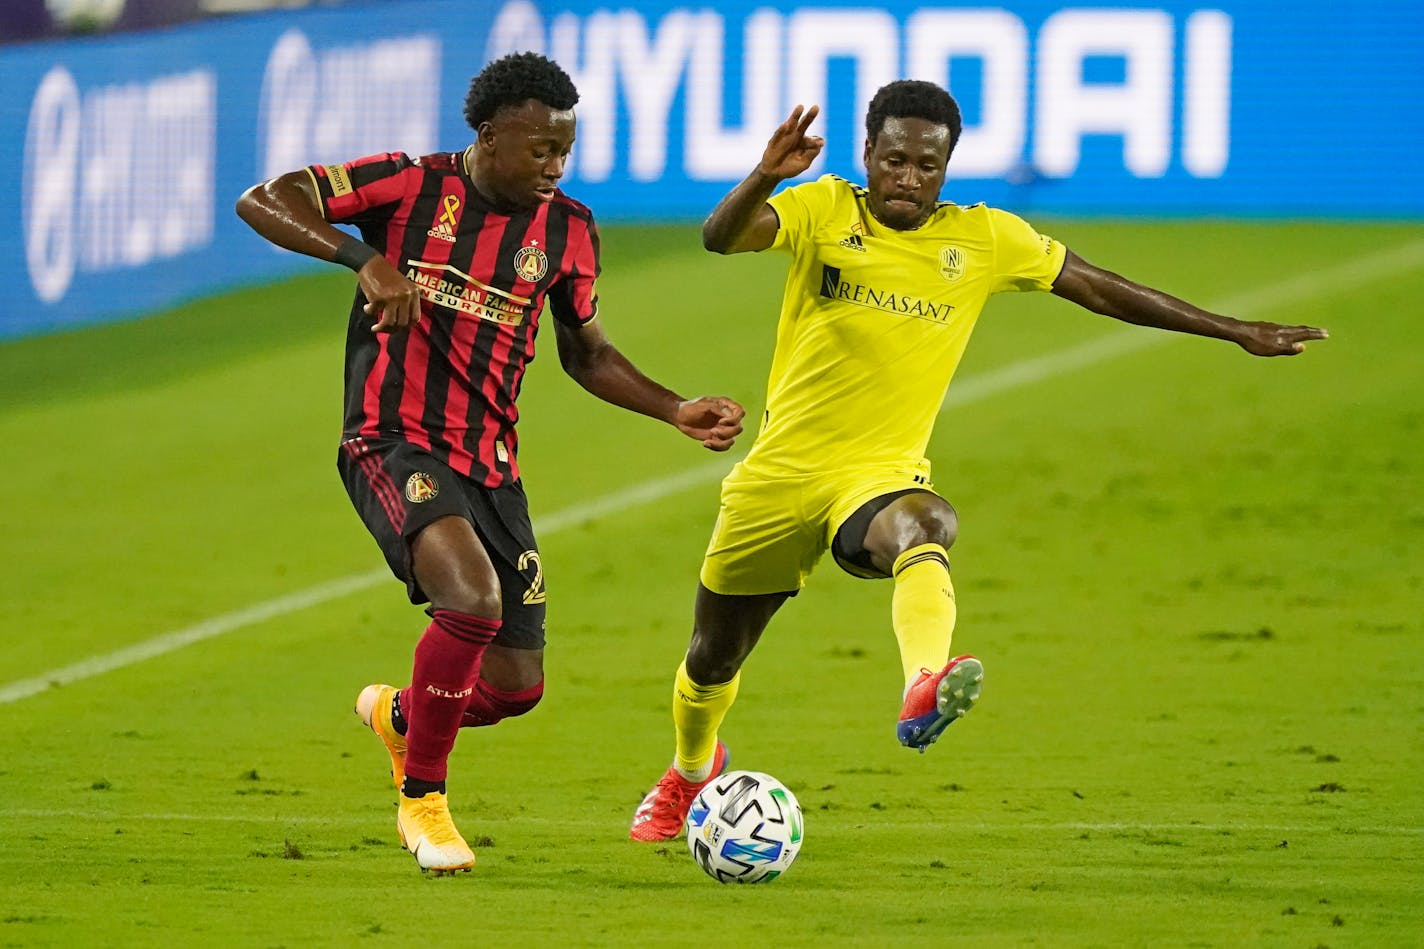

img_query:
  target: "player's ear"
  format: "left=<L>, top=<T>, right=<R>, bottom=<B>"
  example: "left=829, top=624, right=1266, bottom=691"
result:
left=862, top=136, right=873, bottom=167
left=477, top=121, right=498, bottom=152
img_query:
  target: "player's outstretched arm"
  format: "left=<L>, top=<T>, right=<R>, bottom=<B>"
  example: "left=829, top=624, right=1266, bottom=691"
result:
left=1051, top=250, right=1328, bottom=356
left=552, top=318, right=745, bottom=451
left=235, top=172, right=421, bottom=334
left=702, top=105, right=825, bottom=255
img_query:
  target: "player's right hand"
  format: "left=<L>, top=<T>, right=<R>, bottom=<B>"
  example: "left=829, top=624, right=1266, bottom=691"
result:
left=758, top=105, right=825, bottom=181
left=359, top=258, right=423, bottom=333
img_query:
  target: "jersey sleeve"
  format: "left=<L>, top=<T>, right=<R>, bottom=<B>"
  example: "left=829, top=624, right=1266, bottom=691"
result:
left=546, top=211, right=601, bottom=327
left=305, top=152, right=416, bottom=226
left=988, top=207, right=1067, bottom=293
left=766, top=176, right=835, bottom=254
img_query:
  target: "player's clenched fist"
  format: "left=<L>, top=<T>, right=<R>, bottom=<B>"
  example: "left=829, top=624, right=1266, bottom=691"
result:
left=358, top=257, right=423, bottom=333
left=676, top=396, right=746, bottom=451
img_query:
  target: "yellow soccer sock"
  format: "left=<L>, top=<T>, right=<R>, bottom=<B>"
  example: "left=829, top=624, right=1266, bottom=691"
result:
left=673, top=660, right=740, bottom=778
left=891, top=543, right=957, bottom=688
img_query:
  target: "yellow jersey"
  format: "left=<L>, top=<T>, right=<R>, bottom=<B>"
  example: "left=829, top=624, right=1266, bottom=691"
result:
left=746, top=174, right=1066, bottom=473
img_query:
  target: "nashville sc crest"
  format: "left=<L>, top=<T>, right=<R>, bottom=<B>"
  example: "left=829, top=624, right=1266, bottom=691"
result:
left=939, top=245, right=965, bottom=282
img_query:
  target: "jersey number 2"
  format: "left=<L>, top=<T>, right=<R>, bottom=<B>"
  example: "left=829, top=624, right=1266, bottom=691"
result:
left=518, top=550, right=546, bottom=605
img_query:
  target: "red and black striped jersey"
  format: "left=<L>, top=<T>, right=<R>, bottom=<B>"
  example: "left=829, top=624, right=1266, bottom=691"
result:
left=305, top=150, right=600, bottom=487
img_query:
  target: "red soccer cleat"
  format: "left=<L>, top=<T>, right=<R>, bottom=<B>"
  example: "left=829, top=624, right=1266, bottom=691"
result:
left=629, top=742, right=730, bottom=842
left=897, top=655, right=984, bottom=752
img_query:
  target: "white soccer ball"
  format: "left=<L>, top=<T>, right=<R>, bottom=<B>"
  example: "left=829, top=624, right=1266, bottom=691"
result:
left=686, top=770, right=804, bottom=883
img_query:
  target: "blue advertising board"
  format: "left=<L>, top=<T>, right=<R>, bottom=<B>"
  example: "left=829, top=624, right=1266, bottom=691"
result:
left=1, top=0, right=1420, bottom=339
left=491, top=0, right=1424, bottom=220
left=2, top=2, right=496, bottom=339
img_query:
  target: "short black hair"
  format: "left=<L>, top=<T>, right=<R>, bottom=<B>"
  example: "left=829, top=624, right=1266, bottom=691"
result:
left=463, top=52, right=579, bottom=131
left=865, top=80, right=963, bottom=156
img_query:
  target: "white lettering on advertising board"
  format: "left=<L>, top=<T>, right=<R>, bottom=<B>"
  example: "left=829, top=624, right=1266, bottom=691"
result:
left=259, top=29, right=441, bottom=180
left=23, top=66, right=215, bottom=304
left=486, top=2, right=1232, bottom=186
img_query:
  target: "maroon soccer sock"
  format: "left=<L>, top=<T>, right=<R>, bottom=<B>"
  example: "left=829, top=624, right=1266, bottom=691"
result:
left=461, top=678, right=544, bottom=727
left=402, top=609, right=500, bottom=786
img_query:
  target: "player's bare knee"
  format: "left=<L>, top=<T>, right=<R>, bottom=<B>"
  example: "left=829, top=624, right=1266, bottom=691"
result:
left=427, top=577, right=503, bottom=619
left=411, top=515, right=502, bottom=616
left=866, top=497, right=957, bottom=567
left=685, top=634, right=747, bottom=686
left=916, top=507, right=958, bottom=550
left=896, top=497, right=958, bottom=550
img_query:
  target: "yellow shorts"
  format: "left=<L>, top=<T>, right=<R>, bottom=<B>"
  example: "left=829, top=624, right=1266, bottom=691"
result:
left=699, top=459, right=934, bottom=596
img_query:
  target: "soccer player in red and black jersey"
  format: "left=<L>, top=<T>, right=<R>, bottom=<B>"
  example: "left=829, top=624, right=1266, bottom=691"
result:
left=236, top=52, right=745, bottom=875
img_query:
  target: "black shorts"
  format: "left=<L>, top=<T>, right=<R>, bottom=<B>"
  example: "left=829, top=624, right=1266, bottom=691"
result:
left=337, top=436, right=546, bottom=649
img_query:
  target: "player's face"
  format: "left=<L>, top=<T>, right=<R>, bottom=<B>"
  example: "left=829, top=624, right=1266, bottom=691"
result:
left=863, top=117, right=951, bottom=230
left=476, top=99, right=576, bottom=210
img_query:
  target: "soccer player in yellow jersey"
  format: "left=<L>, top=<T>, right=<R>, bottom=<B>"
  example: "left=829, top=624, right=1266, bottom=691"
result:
left=629, top=80, right=1328, bottom=841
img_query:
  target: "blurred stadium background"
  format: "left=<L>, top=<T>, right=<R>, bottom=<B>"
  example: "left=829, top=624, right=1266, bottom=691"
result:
left=3, top=0, right=384, bottom=44
left=2, top=0, right=1421, bottom=340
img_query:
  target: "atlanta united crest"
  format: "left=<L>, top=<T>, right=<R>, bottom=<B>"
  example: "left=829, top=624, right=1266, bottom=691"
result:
left=405, top=472, right=439, bottom=503
left=513, top=242, right=548, bottom=281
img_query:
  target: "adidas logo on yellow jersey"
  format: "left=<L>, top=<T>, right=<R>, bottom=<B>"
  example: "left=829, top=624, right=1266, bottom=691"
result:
left=838, top=231, right=866, bottom=252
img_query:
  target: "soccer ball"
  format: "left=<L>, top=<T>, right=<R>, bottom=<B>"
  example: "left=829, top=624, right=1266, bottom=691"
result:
left=686, top=770, right=803, bottom=883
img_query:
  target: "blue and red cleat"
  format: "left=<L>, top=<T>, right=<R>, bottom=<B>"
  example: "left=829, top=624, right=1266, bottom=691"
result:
left=897, top=655, right=984, bottom=752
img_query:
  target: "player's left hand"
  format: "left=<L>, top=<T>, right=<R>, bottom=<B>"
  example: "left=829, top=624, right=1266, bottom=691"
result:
left=675, top=397, right=746, bottom=451
left=1235, top=321, right=1329, bottom=356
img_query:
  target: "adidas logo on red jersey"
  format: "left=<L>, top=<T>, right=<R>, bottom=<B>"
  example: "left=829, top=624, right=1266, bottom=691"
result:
left=427, top=194, right=460, bottom=243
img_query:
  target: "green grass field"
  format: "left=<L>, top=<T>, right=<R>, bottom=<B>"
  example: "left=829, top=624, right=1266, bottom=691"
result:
left=1, top=220, right=1421, bottom=947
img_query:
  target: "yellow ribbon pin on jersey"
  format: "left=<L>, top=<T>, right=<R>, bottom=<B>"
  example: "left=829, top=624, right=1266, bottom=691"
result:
left=439, top=194, right=460, bottom=228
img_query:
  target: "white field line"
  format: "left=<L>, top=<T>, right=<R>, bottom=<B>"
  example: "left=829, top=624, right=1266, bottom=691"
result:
left=3, top=239, right=1422, bottom=707
left=3, top=809, right=1421, bottom=836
